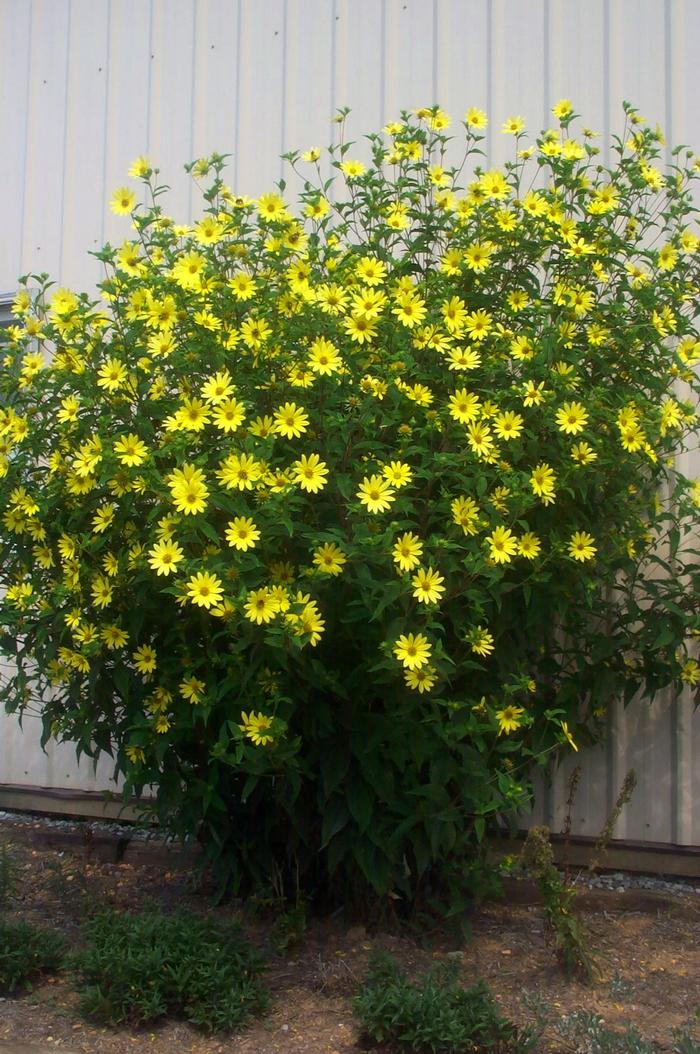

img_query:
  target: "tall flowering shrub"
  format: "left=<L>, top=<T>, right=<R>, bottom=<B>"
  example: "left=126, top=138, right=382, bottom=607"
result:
left=1, top=101, right=699, bottom=907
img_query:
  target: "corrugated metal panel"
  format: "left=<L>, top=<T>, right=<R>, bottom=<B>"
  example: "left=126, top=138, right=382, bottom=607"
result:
left=0, top=0, right=699, bottom=844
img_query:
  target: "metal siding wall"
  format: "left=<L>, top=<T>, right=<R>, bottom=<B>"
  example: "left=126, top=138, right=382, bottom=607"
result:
left=0, top=0, right=699, bottom=845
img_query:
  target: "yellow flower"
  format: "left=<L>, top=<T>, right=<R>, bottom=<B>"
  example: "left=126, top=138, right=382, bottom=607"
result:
left=404, top=665, right=438, bottom=693
left=356, top=256, right=387, bottom=286
left=467, top=421, right=495, bottom=459
left=225, top=516, right=260, bottom=551
left=128, top=155, right=151, bottom=179
left=212, top=398, right=246, bottom=433
left=452, top=496, right=480, bottom=535
left=393, top=532, right=423, bottom=572
left=239, top=711, right=275, bottom=746
left=340, top=159, right=366, bottom=178
left=568, top=531, right=597, bottom=562
left=308, top=337, right=342, bottom=375
left=169, top=464, right=209, bottom=515
left=343, top=313, right=377, bottom=344
left=382, top=461, right=412, bottom=488
left=446, top=346, right=481, bottom=371
left=180, top=676, right=206, bottom=704
left=109, top=186, right=136, bottom=214
left=468, top=625, right=495, bottom=656
left=257, top=192, right=287, bottom=220
left=465, top=107, right=488, bottom=129
left=552, top=98, right=574, bottom=120
left=394, top=632, right=432, bottom=670
left=493, top=411, right=524, bottom=441
left=555, top=401, right=589, bottom=435
left=523, top=380, right=547, bottom=407
left=114, top=433, right=148, bottom=467
left=90, top=576, right=113, bottom=609
left=501, top=115, right=525, bottom=135
left=530, top=463, right=557, bottom=504
left=518, top=532, right=541, bottom=560
left=176, top=397, right=210, bottom=432
left=356, top=474, right=395, bottom=514
left=97, top=358, right=128, bottom=392
left=274, top=401, right=309, bottom=439
left=392, top=294, right=427, bottom=329
left=292, top=453, right=328, bottom=493
left=463, top=309, right=492, bottom=341
left=485, top=526, right=518, bottom=564
left=496, top=705, right=524, bottom=734
left=125, top=745, right=146, bottom=764
left=186, top=572, right=224, bottom=609
left=658, top=244, right=678, bottom=270
left=352, top=286, right=387, bottom=319
left=92, top=503, right=115, bottom=534
left=133, top=644, right=157, bottom=674
left=449, top=388, right=481, bottom=424
left=148, top=538, right=185, bottom=576
left=560, top=721, right=578, bottom=751
left=217, top=453, right=261, bottom=490
left=411, top=566, right=445, bottom=605
left=463, top=243, right=493, bottom=272
left=201, top=370, right=234, bottom=405
left=571, top=442, right=597, bottom=465
left=313, top=542, right=347, bottom=575
left=171, top=251, right=205, bottom=290
left=244, top=587, right=278, bottom=624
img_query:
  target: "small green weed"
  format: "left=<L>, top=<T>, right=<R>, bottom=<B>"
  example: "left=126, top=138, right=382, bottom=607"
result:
left=672, top=1015, right=700, bottom=1054
left=272, top=898, right=307, bottom=955
left=0, top=841, right=18, bottom=912
left=71, top=907, right=268, bottom=1033
left=521, top=825, right=596, bottom=980
left=557, top=1010, right=656, bottom=1053
left=0, top=919, right=66, bottom=995
left=354, top=951, right=537, bottom=1054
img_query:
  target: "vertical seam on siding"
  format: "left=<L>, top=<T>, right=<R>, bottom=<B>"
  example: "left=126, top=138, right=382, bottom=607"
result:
left=98, top=0, right=112, bottom=252
left=19, top=0, right=34, bottom=279
left=379, top=0, right=386, bottom=127
left=58, top=0, right=72, bottom=285
left=664, top=0, right=678, bottom=843
left=146, top=0, right=154, bottom=156
left=486, top=0, right=492, bottom=168
left=603, top=0, right=610, bottom=167
left=664, top=0, right=672, bottom=154
left=432, top=0, right=438, bottom=104
left=330, top=0, right=337, bottom=124
left=280, top=0, right=289, bottom=182
left=543, top=0, right=550, bottom=125
left=233, top=0, right=242, bottom=189
left=188, top=0, right=197, bottom=221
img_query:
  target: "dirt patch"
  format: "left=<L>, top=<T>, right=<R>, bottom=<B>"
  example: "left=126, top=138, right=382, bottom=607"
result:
left=0, top=834, right=698, bottom=1052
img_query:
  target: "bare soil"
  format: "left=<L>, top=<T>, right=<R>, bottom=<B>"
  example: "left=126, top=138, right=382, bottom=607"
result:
left=0, top=823, right=698, bottom=1053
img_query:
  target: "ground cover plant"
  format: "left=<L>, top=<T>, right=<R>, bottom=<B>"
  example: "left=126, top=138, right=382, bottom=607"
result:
left=70, top=906, right=268, bottom=1032
left=354, top=951, right=537, bottom=1052
left=1, top=100, right=699, bottom=911
left=0, top=919, right=65, bottom=995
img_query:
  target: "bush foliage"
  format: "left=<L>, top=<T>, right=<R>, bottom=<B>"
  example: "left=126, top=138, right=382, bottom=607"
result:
left=71, top=908, right=268, bottom=1032
left=1, top=100, right=699, bottom=907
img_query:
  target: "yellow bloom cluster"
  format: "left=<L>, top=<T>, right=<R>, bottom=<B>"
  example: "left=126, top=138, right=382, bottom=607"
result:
left=1, top=100, right=698, bottom=781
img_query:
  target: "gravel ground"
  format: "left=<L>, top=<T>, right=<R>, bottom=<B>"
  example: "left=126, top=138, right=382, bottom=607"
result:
left=1, top=807, right=697, bottom=897
left=0, top=807, right=162, bottom=842
left=578, top=868, right=700, bottom=896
